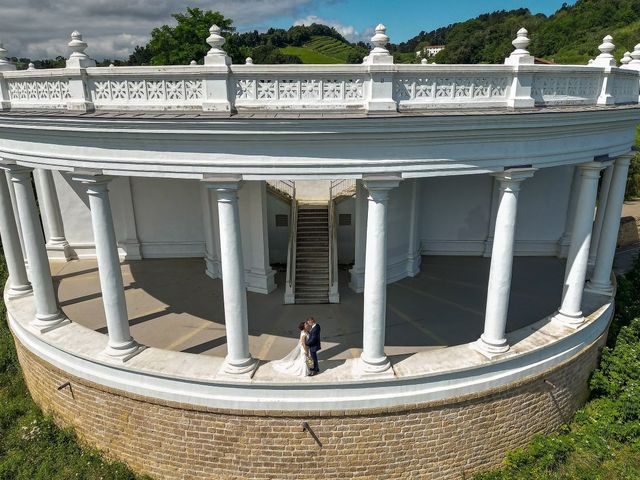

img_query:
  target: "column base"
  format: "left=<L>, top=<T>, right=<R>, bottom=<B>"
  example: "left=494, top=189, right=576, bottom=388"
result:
left=120, top=240, right=142, bottom=261
left=103, top=342, right=145, bottom=362
left=551, top=310, right=585, bottom=329
left=221, top=356, right=259, bottom=377
left=7, top=284, right=33, bottom=299
left=359, top=354, right=393, bottom=375
left=556, top=236, right=570, bottom=258
left=584, top=279, right=614, bottom=296
left=31, top=311, right=70, bottom=333
left=472, top=335, right=510, bottom=359
left=204, top=254, right=221, bottom=279
left=406, top=253, right=421, bottom=278
left=46, top=240, right=75, bottom=261
left=245, top=268, right=277, bottom=295
left=348, top=267, right=365, bottom=293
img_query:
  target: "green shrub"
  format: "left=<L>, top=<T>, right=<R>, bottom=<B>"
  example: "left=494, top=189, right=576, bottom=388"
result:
left=475, top=255, right=640, bottom=479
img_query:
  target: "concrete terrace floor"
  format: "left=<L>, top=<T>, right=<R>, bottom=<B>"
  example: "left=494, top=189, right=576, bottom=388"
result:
left=49, top=256, right=575, bottom=362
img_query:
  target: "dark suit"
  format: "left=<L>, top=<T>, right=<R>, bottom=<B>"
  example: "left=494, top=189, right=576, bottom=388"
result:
left=305, top=323, right=321, bottom=372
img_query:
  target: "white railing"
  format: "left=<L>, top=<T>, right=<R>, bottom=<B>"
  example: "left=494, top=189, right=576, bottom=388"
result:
left=2, top=63, right=638, bottom=113
left=1, top=28, right=639, bottom=114
left=284, top=184, right=298, bottom=305
left=267, top=180, right=295, bottom=199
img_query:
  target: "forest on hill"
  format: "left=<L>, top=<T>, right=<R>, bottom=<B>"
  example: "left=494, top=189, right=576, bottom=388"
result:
left=397, top=0, right=640, bottom=64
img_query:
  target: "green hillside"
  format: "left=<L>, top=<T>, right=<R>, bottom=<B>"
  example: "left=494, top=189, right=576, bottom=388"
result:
left=280, top=36, right=367, bottom=64
left=396, top=0, right=640, bottom=64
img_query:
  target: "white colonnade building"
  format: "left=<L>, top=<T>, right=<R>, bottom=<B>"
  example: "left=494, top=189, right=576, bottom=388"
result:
left=0, top=25, right=639, bottom=480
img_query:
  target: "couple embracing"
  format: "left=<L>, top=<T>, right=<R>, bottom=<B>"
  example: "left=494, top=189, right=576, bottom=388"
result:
left=273, top=317, right=321, bottom=377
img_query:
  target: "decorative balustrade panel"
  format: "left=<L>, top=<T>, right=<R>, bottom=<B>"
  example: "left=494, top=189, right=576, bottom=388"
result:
left=394, top=74, right=511, bottom=108
left=88, top=75, right=205, bottom=110
left=6, top=77, right=72, bottom=108
left=613, top=72, right=640, bottom=104
left=233, top=76, right=366, bottom=109
left=531, top=74, right=601, bottom=105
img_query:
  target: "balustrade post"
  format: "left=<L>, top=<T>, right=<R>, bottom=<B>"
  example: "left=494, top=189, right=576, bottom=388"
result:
left=505, top=28, right=535, bottom=109
left=594, top=35, right=617, bottom=106
left=202, top=25, right=232, bottom=113
left=65, top=31, right=95, bottom=112
left=363, top=25, right=397, bottom=112
left=0, top=42, right=16, bottom=110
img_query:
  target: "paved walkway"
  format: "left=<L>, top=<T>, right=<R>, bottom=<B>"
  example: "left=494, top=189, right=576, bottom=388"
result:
left=51, top=256, right=565, bottom=361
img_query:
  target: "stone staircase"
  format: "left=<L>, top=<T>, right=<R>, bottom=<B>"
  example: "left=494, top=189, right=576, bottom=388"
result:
left=295, top=205, right=329, bottom=304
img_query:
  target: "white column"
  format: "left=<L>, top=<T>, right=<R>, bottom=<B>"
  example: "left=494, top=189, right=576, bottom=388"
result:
left=360, top=178, right=400, bottom=374
left=406, top=179, right=421, bottom=277
left=36, top=169, right=73, bottom=260
left=73, top=175, right=141, bottom=358
left=8, top=165, right=67, bottom=332
left=558, top=167, right=582, bottom=257
left=5, top=169, right=24, bottom=254
left=208, top=180, right=257, bottom=375
left=476, top=169, right=535, bottom=355
left=239, top=181, right=276, bottom=294
left=348, top=180, right=367, bottom=292
left=553, top=161, right=607, bottom=327
left=200, top=183, right=221, bottom=279
left=483, top=177, right=500, bottom=256
left=0, top=171, right=31, bottom=297
left=587, top=155, right=633, bottom=294
left=588, top=164, right=614, bottom=265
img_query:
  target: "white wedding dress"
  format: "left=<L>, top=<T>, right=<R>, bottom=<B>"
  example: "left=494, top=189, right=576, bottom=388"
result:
left=272, top=331, right=309, bottom=377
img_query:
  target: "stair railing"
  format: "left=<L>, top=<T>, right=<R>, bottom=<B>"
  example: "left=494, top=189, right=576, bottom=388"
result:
left=284, top=182, right=297, bottom=304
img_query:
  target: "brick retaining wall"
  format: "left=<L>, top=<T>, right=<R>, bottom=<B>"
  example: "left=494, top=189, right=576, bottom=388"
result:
left=14, top=333, right=605, bottom=480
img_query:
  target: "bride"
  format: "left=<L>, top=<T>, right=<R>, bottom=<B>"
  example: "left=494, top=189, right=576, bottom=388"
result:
left=272, top=321, right=311, bottom=377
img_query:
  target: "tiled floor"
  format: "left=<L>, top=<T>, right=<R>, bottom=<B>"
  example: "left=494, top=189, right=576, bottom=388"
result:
left=51, top=255, right=566, bottom=361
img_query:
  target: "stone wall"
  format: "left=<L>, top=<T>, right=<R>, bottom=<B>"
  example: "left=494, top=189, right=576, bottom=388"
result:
left=14, top=333, right=605, bottom=480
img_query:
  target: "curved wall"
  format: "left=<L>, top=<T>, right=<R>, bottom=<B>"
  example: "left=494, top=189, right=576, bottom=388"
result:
left=13, top=330, right=604, bottom=480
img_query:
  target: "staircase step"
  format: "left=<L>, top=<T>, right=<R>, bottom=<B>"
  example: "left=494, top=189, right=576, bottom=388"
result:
left=297, top=279, right=329, bottom=286
left=295, top=299, right=329, bottom=305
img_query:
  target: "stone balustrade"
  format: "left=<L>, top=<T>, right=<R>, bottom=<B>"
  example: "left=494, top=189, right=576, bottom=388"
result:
left=0, top=27, right=639, bottom=114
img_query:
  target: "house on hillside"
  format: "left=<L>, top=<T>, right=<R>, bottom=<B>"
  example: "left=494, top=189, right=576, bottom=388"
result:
left=416, top=44, right=445, bottom=58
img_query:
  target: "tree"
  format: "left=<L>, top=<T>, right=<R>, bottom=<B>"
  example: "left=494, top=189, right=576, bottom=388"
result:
left=146, top=8, right=235, bottom=65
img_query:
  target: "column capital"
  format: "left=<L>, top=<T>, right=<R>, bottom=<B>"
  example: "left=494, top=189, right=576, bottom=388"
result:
left=1, top=163, right=34, bottom=178
left=71, top=173, right=113, bottom=196
left=362, top=175, right=402, bottom=202
left=202, top=175, right=242, bottom=192
left=612, top=153, right=634, bottom=167
left=491, top=168, right=536, bottom=191
left=577, top=160, right=611, bottom=176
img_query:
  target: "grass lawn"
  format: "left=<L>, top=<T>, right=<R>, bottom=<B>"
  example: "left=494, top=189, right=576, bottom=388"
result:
left=0, top=259, right=150, bottom=479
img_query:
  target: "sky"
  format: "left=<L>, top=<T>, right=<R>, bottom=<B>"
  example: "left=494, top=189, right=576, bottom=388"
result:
left=0, top=0, right=574, bottom=60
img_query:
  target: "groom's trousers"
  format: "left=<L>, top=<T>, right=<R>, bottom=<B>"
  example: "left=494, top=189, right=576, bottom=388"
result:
left=310, top=350, right=319, bottom=372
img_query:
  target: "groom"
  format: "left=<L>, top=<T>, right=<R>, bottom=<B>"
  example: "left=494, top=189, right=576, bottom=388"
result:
left=305, top=317, right=321, bottom=376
